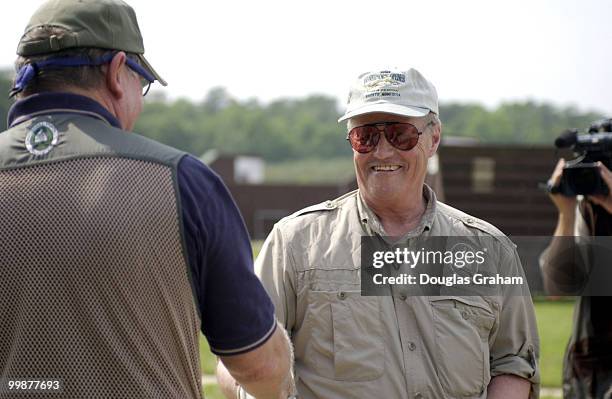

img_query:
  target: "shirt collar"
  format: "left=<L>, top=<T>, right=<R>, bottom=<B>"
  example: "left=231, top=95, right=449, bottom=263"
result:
left=357, top=184, right=437, bottom=238
left=8, top=92, right=121, bottom=129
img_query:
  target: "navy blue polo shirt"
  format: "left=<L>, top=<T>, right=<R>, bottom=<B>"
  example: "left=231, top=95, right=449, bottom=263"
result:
left=7, top=92, right=276, bottom=356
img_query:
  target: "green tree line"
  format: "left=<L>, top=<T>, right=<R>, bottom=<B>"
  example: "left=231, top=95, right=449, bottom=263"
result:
left=0, top=73, right=604, bottom=161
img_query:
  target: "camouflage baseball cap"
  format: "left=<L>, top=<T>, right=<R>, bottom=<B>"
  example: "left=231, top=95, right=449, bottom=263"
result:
left=17, top=0, right=166, bottom=86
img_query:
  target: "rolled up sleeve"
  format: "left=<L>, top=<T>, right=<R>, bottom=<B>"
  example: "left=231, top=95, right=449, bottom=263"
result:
left=540, top=206, right=590, bottom=295
left=489, top=245, right=540, bottom=398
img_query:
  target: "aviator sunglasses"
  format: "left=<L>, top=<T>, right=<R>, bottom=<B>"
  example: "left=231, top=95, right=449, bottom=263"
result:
left=347, top=121, right=433, bottom=154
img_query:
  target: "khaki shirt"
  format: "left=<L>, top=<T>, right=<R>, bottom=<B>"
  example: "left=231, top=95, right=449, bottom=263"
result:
left=255, top=186, right=540, bottom=399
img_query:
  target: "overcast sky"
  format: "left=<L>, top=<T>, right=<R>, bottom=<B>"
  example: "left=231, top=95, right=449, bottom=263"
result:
left=2, top=0, right=611, bottom=115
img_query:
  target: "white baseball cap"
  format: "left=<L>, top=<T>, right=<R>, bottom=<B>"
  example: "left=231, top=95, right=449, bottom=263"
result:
left=338, top=68, right=438, bottom=122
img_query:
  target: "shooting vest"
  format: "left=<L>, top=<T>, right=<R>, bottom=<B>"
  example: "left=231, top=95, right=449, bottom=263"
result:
left=0, top=112, right=202, bottom=398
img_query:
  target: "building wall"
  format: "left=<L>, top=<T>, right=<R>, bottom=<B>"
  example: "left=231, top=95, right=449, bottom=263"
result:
left=438, top=145, right=558, bottom=236
left=226, top=183, right=353, bottom=239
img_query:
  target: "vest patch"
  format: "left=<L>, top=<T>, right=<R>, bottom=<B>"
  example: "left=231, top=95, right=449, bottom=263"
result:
left=25, top=121, right=58, bottom=156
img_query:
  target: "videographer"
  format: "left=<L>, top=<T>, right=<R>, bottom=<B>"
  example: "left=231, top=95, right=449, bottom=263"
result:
left=542, top=119, right=612, bottom=398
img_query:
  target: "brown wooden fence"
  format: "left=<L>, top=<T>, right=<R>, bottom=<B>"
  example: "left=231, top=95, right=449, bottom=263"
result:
left=438, top=145, right=559, bottom=236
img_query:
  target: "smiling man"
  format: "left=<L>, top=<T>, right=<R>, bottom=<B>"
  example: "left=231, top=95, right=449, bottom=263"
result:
left=253, top=69, right=540, bottom=398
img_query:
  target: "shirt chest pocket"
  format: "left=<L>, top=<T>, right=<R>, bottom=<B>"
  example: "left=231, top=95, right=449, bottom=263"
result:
left=295, top=270, right=385, bottom=382
left=429, top=296, right=497, bottom=398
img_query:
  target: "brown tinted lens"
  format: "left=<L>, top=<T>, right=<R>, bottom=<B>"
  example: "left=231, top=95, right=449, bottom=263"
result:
left=349, top=126, right=380, bottom=153
left=386, top=123, right=420, bottom=150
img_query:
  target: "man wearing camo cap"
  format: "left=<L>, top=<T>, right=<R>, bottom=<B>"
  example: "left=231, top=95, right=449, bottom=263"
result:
left=0, top=1, right=294, bottom=398
left=251, top=68, right=540, bottom=398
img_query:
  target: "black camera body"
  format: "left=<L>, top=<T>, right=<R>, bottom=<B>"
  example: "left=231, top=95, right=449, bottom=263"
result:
left=553, top=119, right=612, bottom=196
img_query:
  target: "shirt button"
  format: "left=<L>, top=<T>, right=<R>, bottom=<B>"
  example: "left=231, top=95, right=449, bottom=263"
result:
left=466, top=218, right=474, bottom=224
left=399, top=293, right=407, bottom=301
left=338, top=291, right=347, bottom=300
left=414, top=392, right=423, bottom=399
left=325, top=201, right=334, bottom=208
left=408, top=342, right=416, bottom=351
left=461, top=310, right=470, bottom=320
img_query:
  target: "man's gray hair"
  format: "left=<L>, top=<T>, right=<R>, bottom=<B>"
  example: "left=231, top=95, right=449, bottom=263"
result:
left=424, top=112, right=441, bottom=131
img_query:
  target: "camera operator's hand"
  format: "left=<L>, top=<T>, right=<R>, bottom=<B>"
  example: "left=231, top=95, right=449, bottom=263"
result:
left=548, top=159, right=577, bottom=215
left=587, top=162, right=612, bottom=214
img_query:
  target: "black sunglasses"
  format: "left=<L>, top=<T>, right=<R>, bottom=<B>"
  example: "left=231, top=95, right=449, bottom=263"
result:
left=125, top=55, right=153, bottom=96
left=346, top=121, right=432, bottom=153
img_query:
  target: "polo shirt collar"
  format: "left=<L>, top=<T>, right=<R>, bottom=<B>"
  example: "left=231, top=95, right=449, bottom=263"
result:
left=8, top=92, right=121, bottom=129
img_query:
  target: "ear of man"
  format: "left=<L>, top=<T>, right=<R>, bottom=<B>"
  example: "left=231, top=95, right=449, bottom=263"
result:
left=105, top=52, right=129, bottom=100
left=427, top=122, right=441, bottom=157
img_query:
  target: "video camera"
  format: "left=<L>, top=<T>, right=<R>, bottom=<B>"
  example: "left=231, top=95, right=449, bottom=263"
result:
left=551, top=118, right=612, bottom=196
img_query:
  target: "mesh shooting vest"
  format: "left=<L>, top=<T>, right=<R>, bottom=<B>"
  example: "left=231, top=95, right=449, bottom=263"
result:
left=0, top=113, right=202, bottom=398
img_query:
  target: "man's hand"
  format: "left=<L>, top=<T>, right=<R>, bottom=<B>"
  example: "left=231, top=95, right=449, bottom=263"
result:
left=548, top=159, right=576, bottom=235
left=548, top=159, right=577, bottom=215
left=217, top=360, right=241, bottom=399
left=587, top=162, right=612, bottom=213
left=216, top=323, right=295, bottom=399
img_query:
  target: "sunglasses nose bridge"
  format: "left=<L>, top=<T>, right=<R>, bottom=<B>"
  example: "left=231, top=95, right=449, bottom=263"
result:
left=372, top=124, right=387, bottom=133
left=371, top=130, right=396, bottom=157
left=369, top=124, right=394, bottom=151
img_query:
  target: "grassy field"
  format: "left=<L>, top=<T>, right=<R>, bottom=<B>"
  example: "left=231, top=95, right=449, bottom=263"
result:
left=199, top=298, right=575, bottom=397
left=203, top=384, right=224, bottom=399
left=534, top=298, right=575, bottom=387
